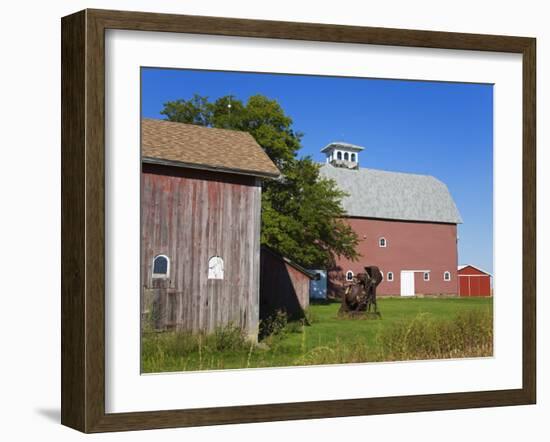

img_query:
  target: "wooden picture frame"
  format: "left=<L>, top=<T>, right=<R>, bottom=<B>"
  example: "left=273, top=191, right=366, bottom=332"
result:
left=61, top=8, right=536, bottom=433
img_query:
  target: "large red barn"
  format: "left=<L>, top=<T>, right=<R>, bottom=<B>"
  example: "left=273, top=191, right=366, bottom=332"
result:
left=457, top=265, right=492, bottom=297
left=319, top=142, right=462, bottom=297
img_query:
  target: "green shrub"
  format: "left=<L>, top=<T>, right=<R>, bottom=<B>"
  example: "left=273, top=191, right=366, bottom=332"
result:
left=303, top=307, right=317, bottom=325
left=285, top=321, right=304, bottom=334
left=210, top=323, right=247, bottom=351
left=259, top=309, right=288, bottom=340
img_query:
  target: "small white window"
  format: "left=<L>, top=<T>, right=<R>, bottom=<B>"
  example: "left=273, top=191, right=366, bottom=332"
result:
left=337, top=151, right=342, bottom=160
left=351, top=153, right=356, bottom=162
left=444, top=271, right=451, bottom=281
left=208, top=256, right=224, bottom=279
left=379, top=237, right=387, bottom=248
left=344, top=152, right=349, bottom=161
left=387, top=271, right=394, bottom=282
left=346, top=270, right=354, bottom=281
left=152, top=254, right=170, bottom=279
left=423, top=271, right=430, bottom=281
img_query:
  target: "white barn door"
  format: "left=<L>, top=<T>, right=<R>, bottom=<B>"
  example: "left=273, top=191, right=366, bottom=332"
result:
left=400, top=271, right=415, bottom=297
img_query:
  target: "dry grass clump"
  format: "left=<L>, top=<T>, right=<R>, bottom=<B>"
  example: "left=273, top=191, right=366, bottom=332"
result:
left=377, top=309, right=493, bottom=361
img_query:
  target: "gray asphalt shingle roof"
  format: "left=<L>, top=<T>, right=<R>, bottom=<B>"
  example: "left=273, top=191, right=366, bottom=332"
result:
left=319, top=164, right=462, bottom=224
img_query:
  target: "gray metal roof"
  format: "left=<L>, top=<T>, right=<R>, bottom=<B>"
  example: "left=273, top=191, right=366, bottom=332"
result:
left=319, top=164, right=462, bottom=224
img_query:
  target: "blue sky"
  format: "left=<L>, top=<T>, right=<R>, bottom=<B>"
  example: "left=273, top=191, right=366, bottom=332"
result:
left=141, top=68, right=494, bottom=274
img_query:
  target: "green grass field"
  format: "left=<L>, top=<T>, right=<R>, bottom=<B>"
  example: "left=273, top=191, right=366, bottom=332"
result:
left=141, top=297, right=493, bottom=373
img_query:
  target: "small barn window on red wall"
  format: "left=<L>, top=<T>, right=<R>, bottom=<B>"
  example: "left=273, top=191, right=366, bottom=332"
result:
left=444, top=271, right=451, bottom=281
left=387, top=272, right=394, bottom=281
left=379, top=237, right=387, bottom=247
left=346, top=270, right=354, bottom=281
left=423, top=271, right=430, bottom=281
left=152, top=254, right=169, bottom=278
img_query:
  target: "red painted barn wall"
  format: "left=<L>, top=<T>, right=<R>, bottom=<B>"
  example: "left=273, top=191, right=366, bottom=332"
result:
left=331, top=218, right=458, bottom=296
left=458, top=266, right=491, bottom=297
left=286, top=265, right=311, bottom=312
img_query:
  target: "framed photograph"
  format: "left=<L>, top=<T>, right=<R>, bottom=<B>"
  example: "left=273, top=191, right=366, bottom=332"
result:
left=61, top=9, right=536, bottom=433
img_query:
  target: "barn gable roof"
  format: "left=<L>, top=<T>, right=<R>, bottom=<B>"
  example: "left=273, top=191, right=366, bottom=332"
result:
left=142, top=119, right=280, bottom=178
left=261, top=245, right=318, bottom=279
left=319, top=164, right=463, bottom=224
left=458, top=264, right=492, bottom=276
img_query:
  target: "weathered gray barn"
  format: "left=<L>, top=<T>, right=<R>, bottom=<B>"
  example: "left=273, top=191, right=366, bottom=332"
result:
left=140, top=119, right=279, bottom=340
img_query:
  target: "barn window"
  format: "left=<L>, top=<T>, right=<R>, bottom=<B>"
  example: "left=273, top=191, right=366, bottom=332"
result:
left=208, top=256, right=224, bottom=280
left=387, top=271, right=394, bottom=282
left=444, top=271, right=451, bottom=281
left=423, top=271, right=430, bottom=281
left=344, top=152, right=349, bottom=161
left=152, top=255, right=170, bottom=278
left=379, top=237, right=387, bottom=248
left=337, top=151, right=342, bottom=160
left=346, top=270, right=354, bottom=281
left=351, top=153, right=356, bottom=162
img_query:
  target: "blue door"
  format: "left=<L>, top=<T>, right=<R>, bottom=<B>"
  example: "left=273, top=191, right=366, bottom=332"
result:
left=309, top=269, right=327, bottom=299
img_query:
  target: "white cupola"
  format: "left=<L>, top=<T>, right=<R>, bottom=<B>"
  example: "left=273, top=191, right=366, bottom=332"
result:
left=321, top=142, right=364, bottom=170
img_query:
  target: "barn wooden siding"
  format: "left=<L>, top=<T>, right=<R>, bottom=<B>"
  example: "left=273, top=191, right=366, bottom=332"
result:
left=259, top=247, right=312, bottom=321
left=141, top=164, right=261, bottom=340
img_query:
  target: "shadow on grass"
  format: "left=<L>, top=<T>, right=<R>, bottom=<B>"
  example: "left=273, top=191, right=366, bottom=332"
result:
left=310, top=298, right=341, bottom=306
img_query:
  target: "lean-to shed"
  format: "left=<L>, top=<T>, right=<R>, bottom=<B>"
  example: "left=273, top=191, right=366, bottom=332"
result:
left=259, top=246, right=318, bottom=321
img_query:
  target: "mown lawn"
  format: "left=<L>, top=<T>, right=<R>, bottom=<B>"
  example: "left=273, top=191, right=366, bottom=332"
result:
left=141, top=297, right=493, bottom=373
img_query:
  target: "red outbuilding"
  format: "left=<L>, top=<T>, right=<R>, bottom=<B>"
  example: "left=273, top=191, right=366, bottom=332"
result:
left=457, top=265, right=492, bottom=297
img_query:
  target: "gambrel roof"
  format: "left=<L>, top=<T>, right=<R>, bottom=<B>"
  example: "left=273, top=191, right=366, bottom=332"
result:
left=142, top=119, right=280, bottom=178
left=319, top=164, right=462, bottom=224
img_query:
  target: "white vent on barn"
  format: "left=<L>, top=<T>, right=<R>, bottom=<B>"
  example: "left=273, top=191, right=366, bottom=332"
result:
left=208, top=256, right=224, bottom=280
left=152, top=254, right=170, bottom=279
left=320, top=141, right=364, bottom=170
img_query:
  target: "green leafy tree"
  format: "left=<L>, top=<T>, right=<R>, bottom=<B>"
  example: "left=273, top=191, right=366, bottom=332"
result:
left=160, top=94, right=213, bottom=126
left=161, top=94, right=359, bottom=267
